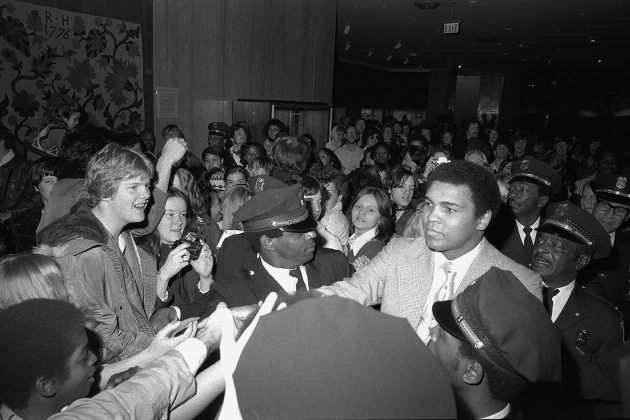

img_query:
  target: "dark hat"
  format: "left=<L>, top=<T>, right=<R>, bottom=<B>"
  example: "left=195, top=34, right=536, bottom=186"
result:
left=536, top=201, right=611, bottom=259
left=247, top=175, right=286, bottom=194
left=233, top=296, right=456, bottom=419
left=233, top=183, right=317, bottom=233
left=591, top=174, right=630, bottom=208
left=510, top=156, right=562, bottom=195
left=467, top=138, right=492, bottom=161
left=207, top=121, right=229, bottom=137
left=432, top=267, right=562, bottom=383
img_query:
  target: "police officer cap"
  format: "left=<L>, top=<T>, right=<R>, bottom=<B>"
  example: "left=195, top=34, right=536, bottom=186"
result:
left=207, top=121, right=229, bottom=137
left=432, top=267, right=562, bottom=384
left=510, top=156, right=562, bottom=196
left=233, top=183, right=317, bottom=233
left=537, top=201, right=611, bottom=259
left=591, top=174, right=630, bottom=208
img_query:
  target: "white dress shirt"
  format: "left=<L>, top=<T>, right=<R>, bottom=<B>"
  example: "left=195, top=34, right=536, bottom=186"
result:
left=348, top=227, right=378, bottom=256
left=543, top=280, right=575, bottom=322
left=417, top=240, right=483, bottom=343
left=260, top=257, right=309, bottom=293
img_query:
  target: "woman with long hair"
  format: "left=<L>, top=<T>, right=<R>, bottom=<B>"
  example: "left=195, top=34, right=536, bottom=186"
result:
left=386, top=167, right=418, bottom=236
left=347, top=187, right=394, bottom=270
left=217, top=184, right=251, bottom=249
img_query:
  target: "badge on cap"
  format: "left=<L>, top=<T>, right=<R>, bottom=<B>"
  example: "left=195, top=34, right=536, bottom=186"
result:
left=254, top=177, right=265, bottom=193
left=616, top=177, right=627, bottom=190
left=576, top=329, right=590, bottom=346
left=521, top=159, right=529, bottom=170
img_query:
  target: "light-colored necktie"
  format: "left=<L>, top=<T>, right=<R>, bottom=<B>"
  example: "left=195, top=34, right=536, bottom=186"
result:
left=435, top=261, right=456, bottom=302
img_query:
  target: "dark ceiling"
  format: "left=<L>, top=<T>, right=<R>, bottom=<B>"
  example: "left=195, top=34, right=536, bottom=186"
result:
left=336, top=0, right=630, bottom=73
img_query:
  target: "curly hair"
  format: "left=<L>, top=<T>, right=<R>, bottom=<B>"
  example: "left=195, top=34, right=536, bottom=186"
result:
left=426, top=160, right=501, bottom=219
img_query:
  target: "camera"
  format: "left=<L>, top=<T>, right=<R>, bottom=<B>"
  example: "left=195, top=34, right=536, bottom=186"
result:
left=172, top=232, right=203, bottom=261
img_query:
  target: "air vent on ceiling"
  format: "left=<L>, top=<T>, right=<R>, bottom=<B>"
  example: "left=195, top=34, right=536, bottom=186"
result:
left=414, top=1, right=440, bottom=10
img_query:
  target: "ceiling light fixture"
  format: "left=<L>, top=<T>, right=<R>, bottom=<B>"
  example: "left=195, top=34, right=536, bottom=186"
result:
left=344, top=41, right=351, bottom=51
left=368, top=48, right=374, bottom=57
left=394, top=40, right=402, bottom=50
left=343, top=22, right=351, bottom=35
left=403, top=57, right=410, bottom=65
left=386, top=53, right=393, bottom=62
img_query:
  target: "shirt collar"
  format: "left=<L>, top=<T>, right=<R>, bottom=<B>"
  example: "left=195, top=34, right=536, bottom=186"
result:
left=0, top=149, right=15, bottom=167
left=260, top=255, right=295, bottom=277
left=515, top=216, right=541, bottom=232
left=481, top=403, right=511, bottom=419
left=349, top=227, right=378, bottom=254
left=434, top=239, right=484, bottom=273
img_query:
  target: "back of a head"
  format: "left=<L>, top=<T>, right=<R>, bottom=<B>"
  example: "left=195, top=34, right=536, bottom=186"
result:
left=0, top=299, right=85, bottom=410
left=273, top=136, right=311, bottom=173
left=427, top=160, right=500, bottom=219
left=57, top=125, right=114, bottom=179
left=86, top=143, right=154, bottom=207
left=161, top=124, right=184, bottom=141
left=0, top=253, right=68, bottom=310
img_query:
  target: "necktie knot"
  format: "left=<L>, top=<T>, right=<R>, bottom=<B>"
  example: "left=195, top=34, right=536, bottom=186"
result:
left=436, top=261, right=456, bottom=302
left=523, top=226, right=532, bottom=234
left=543, top=287, right=559, bottom=313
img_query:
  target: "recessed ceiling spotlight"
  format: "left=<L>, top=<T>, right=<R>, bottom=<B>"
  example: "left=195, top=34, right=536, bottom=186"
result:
left=409, top=52, right=418, bottom=57
left=504, top=27, right=512, bottom=31
left=414, top=1, right=440, bottom=10
left=368, top=48, right=374, bottom=57
left=458, top=63, right=462, bottom=69
left=394, top=40, right=402, bottom=50
left=404, top=57, right=410, bottom=65
left=518, top=44, right=524, bottom=48
left=589, top=38, right=596, bottom=43
left=597, top=59, right=603, bottom=63
left=386, top=53, right=393, bottom=61
left=502, top=52, right=508, bottom=55
left=344, top=41, right=351, bottom=51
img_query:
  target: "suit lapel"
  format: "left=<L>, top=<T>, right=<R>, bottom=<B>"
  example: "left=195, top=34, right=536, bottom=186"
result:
left=455, top=238, right=493, bottom=295
left=399, top=239, right=433, bottom=328
left=554, top=287, right=585, bottom=331
left=246, top=258, right=285, bottom=301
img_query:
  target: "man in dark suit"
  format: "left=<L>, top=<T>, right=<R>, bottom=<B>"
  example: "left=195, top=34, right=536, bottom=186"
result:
left=581, top=174, right=630, bottom=340
left=205, top=181, right=351, bottom=312
left=495, top=157, right=561, bottom=267
left=531, top=201, right=624, bottom=414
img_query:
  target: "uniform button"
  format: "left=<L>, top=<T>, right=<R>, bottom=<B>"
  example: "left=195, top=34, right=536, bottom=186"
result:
left=250, top=270, right=255, bottom=275
left=119, top=306, right=123, bottom=310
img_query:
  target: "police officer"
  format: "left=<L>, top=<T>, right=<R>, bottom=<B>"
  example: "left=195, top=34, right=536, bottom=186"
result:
left=489, top=156, right=562, bottom=267
left=532, top=202, right=624, bottom=412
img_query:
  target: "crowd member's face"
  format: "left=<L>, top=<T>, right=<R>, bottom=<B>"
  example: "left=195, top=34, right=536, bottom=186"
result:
left=304, top=191, right=323, bottom=220
left=263, top=138, right=275, bottom=156
left=324, top=181, right=341, bottom=210
left=345, top=127, right=359, bottom=145
left=402, top=153, right=418, bottom=173
left=204, top=153, right=223, bottom=171
left=106, top=175, right=151, bottom=225
left=366, top=133, right=379, bottom=148
left=333, top=128, right=344, bottom=143
left=232, top=128, right=247, bottom=149
left=489, top=129, right=499, bottom=143
left=37, top=174, right=58, bottom=203
left=355, top=119, right=366, bottom=133
left=442, top=132, right=454, bottom=148
left=56, top=331, right=97, bottom=410
left=208, top=134, right=226, bottom=148
left=494, top=144, right=509, bottom=160
left=507, top=181, right=545, bottom=218
left=422, top=181, right=488, bottom=260
left=421, top=128, right=432, bottom=142
left=244, top=146, right=261, bottom=168
left=402, top=124, right=411, bottom=136
left=374, top=146, right=390, bottom=165
left=593, top=199, right=629, bottom=233
left=352, top=194, right=381, bottom=234
left=226, top=172, right=247, bottom=192
left=428, top=325, right=466, bottom=389
left=270, top=231, right=317, bottom=267
left=554, top=141, right=569, bottom=158
left=588, top=141, right=601, bottom=156
left=391, top=175, right=415, bottom=208
left=465, top=152, right=486, bottom=167
left=393, top=123, right=402, bottom=134
left=318, top=150, right=331, bottom=167
left=467, top=123, right=479, bottom=139
left=580, top=185, right=596, bottom=213
left=383, top=127, right=393, bottom=143
left=513, top=139, right=527, bottom=155
left=140, top=132, right=156, bottom=152
left=267, top=124, right=280, bottom=140
left=531, top=232, right=586, bottom=286
left=597, top=152, right=617, bottom=175
left=249, top=161, right=267, bottom=177
left=158, top=196, right=187, bottom=244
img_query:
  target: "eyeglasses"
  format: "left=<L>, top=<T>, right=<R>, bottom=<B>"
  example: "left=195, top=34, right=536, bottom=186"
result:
left=597, top=200, right=629, bottom=217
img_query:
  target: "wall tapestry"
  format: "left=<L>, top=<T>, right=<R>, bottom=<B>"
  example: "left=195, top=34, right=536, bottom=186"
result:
left=0, top=0, right=144, bottom=147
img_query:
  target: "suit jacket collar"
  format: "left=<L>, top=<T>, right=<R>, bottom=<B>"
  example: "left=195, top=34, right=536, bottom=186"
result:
left=554, top=285, right=586, bottom=330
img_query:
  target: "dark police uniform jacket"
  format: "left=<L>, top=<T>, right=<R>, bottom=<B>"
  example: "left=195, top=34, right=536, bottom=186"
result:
left=204, top=247, right=352, bottom=314
left=554, top=284, right=624, bottom=402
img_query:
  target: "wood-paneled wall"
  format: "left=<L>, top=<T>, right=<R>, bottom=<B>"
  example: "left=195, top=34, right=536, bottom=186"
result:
left=154, top=0, right=336, bottom=157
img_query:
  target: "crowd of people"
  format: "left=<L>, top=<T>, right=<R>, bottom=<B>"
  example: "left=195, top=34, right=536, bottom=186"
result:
left=0, top=101, right=630, bottom=419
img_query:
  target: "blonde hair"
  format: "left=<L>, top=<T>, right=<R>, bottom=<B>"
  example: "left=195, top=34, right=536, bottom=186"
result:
left=402, top=207, right=425, bottom=239
left=0, top=254, right=68, bottom=309
left=221, top=185, right=251, bottom=230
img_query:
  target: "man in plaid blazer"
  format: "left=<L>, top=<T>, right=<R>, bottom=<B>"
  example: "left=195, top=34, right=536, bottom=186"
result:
left=318, top=161, right=542, bottom=343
